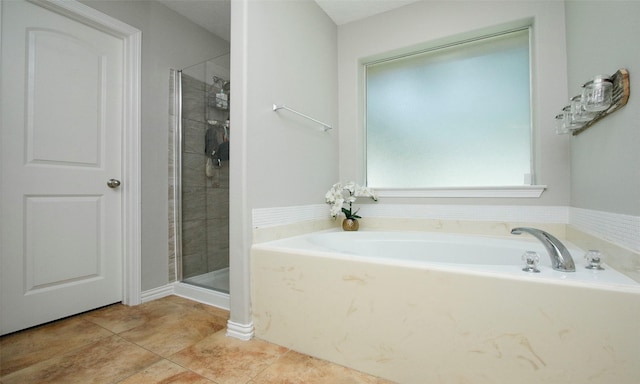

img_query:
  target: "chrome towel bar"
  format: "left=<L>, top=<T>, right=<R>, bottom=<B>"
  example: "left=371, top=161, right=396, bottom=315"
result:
left=272, top=104, right=332, bottom=131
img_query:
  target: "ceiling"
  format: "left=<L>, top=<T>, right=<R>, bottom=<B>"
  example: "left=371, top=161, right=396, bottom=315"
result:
left=315, top=0, right=420, bottom=25
left=158, top=0, right=231, bottom=41
left=158, top=0, right=421, bottom=42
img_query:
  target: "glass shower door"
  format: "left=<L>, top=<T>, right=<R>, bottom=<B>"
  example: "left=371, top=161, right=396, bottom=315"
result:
left=175, top=54, right=230, bottom=294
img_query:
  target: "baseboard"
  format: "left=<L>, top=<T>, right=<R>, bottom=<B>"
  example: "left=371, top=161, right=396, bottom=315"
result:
left=140, top=284, right=175, bottom=303
left=226, top=320, right=254, bottom=341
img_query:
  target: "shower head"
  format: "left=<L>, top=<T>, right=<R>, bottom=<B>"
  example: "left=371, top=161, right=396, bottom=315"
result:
left=212, top=76, right=230, bottom=91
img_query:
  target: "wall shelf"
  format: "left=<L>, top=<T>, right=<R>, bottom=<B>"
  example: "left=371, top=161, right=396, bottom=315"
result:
left=571, top=68, right=630, bottom=136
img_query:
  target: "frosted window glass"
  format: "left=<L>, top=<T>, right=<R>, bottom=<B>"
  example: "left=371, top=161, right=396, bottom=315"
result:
left=366, top=29, right=531, bottom=188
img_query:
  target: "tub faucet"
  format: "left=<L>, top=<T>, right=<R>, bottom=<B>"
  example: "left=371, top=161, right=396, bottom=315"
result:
left=510, top=227, right=576, bottom=272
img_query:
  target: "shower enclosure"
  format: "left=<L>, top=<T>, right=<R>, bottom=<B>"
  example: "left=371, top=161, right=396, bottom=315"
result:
left=170, top=53, right=230, bottom=304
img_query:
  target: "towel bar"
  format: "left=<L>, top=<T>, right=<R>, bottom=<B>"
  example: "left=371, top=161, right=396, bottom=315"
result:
left=272, top=104, right=332, bottom=131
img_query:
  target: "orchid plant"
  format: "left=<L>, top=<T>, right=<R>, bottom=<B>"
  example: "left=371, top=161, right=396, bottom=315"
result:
left=325, top=181, right=377, bottom=220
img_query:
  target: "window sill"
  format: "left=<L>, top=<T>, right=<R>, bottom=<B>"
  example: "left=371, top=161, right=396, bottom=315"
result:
left=375, top=185, right=546, bottom=198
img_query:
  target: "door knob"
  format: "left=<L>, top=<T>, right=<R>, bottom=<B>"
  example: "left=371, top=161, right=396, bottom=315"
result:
left=107, top=179, right=121, bottom=188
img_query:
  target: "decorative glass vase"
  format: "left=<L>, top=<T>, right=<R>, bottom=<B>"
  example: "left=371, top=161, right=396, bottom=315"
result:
left=342, top=218, right=359, bottom=231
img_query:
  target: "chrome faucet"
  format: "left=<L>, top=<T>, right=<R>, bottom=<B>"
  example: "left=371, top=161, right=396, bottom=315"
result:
left=511, top=227, right=576, bottom=272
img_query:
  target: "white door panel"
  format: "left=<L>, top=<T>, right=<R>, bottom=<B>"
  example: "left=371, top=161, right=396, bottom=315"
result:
left=27, top=28, right=105, bottom=166
left=25, top=196, right=101, bottom=289
left=1, top=0, right=125, bottom=335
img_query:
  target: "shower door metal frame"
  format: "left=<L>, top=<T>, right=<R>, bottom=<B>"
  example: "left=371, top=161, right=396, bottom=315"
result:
left=170, top=63, right=230, bottom=309
left=172, top=69, right=184, bottom=282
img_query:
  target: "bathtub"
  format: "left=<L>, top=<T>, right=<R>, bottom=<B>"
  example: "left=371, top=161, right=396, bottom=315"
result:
left=259, top=230, right=639, bottom=286
left=251, top=229, right=640, bottom=383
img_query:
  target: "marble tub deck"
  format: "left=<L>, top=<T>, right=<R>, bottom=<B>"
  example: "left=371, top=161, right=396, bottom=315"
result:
left=0, top=295, right=393, bottom=384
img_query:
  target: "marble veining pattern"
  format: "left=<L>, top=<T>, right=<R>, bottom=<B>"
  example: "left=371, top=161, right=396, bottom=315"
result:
left=252, top=244, right=640, bottom=383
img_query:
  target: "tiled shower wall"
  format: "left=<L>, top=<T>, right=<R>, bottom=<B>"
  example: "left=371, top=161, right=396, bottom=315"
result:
left=169, top=71, right=230, bottom=282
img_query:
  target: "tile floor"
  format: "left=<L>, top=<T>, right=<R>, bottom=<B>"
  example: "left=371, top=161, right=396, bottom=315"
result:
left=0, top=295, right=395, bottom=384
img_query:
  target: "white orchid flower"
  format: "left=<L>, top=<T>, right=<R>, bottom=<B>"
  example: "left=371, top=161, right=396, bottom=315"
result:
left=355, top=185, right=378, bottom=201
left=343, top=181, right=356, bottom=195
left=325, top=181, right=378, bottom=220
left=329, top=198, right=344, bottom=218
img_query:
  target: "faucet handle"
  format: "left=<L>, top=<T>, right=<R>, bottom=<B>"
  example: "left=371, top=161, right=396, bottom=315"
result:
left=584, top=250, right=605, bottom=270
left=522, top=251, right=541, bottom=273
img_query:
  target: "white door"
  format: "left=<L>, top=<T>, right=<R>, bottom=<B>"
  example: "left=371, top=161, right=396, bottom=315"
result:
left=1, top=0, right=126, bottom=335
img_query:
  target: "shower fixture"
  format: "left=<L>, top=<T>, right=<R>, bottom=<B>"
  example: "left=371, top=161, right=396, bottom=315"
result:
left=212, top=76, right=230, bottom=91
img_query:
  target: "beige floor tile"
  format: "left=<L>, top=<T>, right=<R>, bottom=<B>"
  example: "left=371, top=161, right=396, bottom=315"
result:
left=118, top=303, right=226, bottom=357
left=1, top=296, right=387, bottom=383
left=1, top=335, right=161, bottom=384
left=120, top=314, right=224, bottom=357
left=161, top=295, right=230, bottom=320
left=0, top=317, right=113, bottom=376
left=81, top=296, right=229, bottom=337
left=127, top=295, right=193, bottom=322
left=139, top=295, right=227, bottom=319
left=81, top=303, right=150, bottom=334
left=169, top=330, right=289, bottom=384
left=118, top=359, right=215, bottom=383
left=252, top=350, right=396, bottom=384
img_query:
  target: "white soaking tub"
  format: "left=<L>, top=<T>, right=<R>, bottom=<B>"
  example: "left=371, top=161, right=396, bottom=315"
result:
left=251, top=229, right=640, bottom=384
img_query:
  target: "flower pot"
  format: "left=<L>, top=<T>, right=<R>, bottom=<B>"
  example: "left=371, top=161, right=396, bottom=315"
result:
left=342, top=218, right=359, bottom=231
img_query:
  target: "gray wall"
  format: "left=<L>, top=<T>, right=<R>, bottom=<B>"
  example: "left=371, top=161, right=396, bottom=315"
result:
left=81, top=0, right=229, bottom=290
left=565, top=1, right=640, bottom=216
left=229, top=0, right=338, bottom=326
left=243, top=1, right=339, bottom=209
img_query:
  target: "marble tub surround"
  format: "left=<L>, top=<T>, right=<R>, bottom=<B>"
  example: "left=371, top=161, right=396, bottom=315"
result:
left=567, top=226, right=640, bottom=283
left=362, top=218, right=639, bottom=283
left=252, top=214, right=639, bottom=284
left=253, top=217, right=566, bottom=244
left=251, top=245, right=640, bottom=384
left=253, top=218, right=340, bottom=244
left=0, top=295, right=391, bottom=384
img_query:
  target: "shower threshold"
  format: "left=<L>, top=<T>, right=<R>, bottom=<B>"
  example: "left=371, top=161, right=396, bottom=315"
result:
left=174, top=268, right=230, bottom=310
left=182, top=268, right=229, bottom=293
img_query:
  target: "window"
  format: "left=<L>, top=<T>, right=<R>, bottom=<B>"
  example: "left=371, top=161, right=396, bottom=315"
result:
left=365, top=28, right=532, bottom=189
